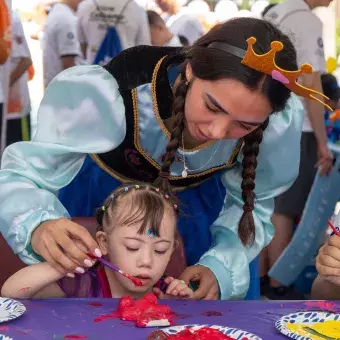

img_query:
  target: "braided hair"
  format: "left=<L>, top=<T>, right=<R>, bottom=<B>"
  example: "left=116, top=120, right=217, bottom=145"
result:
left=155, top=17, right=298, bottom=245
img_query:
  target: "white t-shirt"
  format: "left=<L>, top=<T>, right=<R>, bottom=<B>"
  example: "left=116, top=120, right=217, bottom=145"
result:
left=163, top=35, right=182, bottom=47
left=9, top=12, right=31, bottom=114
left=165, top=10, right=204, bottom=46
left=43, top=3, right=81, bottom=86
left=77, top=0, right=151, bottom=64
left=265, top=0, right=326, bottom=132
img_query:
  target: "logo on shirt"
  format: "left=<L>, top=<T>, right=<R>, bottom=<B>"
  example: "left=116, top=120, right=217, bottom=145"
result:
left=317, top=37, right=324, bottom=49
left=67, top=32, right=74, bottom=40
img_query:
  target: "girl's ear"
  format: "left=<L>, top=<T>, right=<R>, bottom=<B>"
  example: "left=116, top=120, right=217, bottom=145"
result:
left=185, top=62, right=193, bottom=82
left=96, top=231, right=109, bottom=256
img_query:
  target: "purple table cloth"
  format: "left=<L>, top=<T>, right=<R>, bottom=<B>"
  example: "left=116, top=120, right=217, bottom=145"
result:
left=1, top=299, right=340, bottom=340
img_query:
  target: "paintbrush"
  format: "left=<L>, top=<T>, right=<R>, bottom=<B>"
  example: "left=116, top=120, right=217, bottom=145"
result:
left=303, top=326, right=340, bottom=340
left=328, top=220, right=340, bottom=237
left=86, top=253, right=143, bottom=287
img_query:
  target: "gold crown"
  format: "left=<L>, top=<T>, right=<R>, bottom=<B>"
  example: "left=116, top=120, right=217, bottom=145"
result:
left=241, top=37, right=332, bottom=111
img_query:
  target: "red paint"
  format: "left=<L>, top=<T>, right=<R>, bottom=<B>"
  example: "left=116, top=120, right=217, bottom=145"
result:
left=88, top=302, right=103, bottom=307
left=0, top=325, right=8, bottom=331
left=95, top=294, right=174, bottom=327
left=305, top=301, right=336, bottom=312
left=93, top=311, right=119, bottom=323
left=202, top=311, right=223, bottom=316
left=64, top=335, right=88, bottom=339
left=148, top=328, right=249, bottom=340
left=122, top=273, right=143, bottom=287
left=19, top=287, right=30, bottom=292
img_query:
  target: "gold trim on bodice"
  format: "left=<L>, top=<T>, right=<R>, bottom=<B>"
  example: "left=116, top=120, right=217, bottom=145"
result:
left=151, top=56, right=215, bottom=151
left=132, top=87, right=242, bottom=180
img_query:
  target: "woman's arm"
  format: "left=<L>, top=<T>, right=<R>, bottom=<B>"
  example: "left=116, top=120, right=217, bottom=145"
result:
left=198, top=94, right=304, bottom=300
left=0, top=65, right=126, bottom=266
left=1, top=262, right=66, bottom=299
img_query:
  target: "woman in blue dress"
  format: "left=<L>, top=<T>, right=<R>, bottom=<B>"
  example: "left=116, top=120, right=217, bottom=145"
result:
left=0, top=18, right=312, bottom=300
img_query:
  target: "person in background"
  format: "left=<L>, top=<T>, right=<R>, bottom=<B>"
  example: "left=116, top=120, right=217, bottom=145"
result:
left=147, top=10, right=182, bottom=47
left=43, top=0, right=83, bottom=87
left=5, top=11, right=32, bottom=145
left=322, top=73, right=340, bottom=143
left=155, top=0, right=204, bottom=45
left=77, top=0, right=151, bottom=65
left=261, top=4, right=276, bottom=18
left=262, top=0, right=334, bottom=300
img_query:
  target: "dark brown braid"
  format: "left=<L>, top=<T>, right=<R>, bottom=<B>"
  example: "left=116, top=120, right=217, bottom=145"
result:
left=238, top=118, right=269, bottom=246
left=154, top=73, right=188, bottom=194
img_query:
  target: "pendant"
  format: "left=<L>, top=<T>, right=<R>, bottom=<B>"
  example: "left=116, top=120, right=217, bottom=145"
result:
left=182, top=168, right=188, bottom=178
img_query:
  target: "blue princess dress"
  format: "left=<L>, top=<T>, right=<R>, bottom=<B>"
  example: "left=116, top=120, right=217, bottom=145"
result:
left=0, top=46, right=304, bottom=300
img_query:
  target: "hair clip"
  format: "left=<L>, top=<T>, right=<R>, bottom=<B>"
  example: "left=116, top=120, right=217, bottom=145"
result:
left=165, top=194, right=169, bottom=200
left=174, top=204, right=178, bottom=210
left=124, top=187, right=129, bottom=192
left=101, top=206, right=106, bottom=211
left=155, top=188, right=160, bottom=192
left=135, top=185, right=140, bottom=189
left=109, top=194, right=115, bottom=201
left=146, top=228, right=156, bottom=239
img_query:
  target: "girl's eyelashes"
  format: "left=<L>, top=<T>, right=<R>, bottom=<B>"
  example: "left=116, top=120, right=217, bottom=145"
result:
left=155, top=249, right=167, bottom=255
left=126, top=246, right=139, bottom=252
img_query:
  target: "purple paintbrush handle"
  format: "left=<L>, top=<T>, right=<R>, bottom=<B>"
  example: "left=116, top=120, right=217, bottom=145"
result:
left=93, top=255, right=120, bottom=273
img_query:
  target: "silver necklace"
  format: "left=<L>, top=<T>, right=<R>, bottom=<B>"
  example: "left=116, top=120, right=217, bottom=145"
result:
left=181, top=133, right=222, bottom=178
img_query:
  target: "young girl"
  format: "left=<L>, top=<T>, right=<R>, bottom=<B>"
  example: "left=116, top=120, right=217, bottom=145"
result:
left=1, top=183, right=193, bottom=299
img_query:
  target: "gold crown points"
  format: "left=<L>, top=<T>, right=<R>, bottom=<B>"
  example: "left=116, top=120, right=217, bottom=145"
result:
left=241, top=37, right=332, bottom=112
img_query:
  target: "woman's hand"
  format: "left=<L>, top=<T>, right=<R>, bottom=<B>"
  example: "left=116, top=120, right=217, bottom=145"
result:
left=179, top=265, right=219, bottom=300
left=316, top=235, right=340, bottom=286
left=31, top=217, right=101, bottom=275
left=317, top=143, right=333, bottom=176
left=153, top=277, right=194, bottom=299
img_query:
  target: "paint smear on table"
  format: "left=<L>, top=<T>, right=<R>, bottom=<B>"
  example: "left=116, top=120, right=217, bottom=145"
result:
left=202, top=311, right=223, bottom=317
left=93, top=311, right=119, bottom=322
left=63, top=335, right=88, bottom=339
left=304, top=301, right=337, bottom=312
left=0, top=325, right=8, bottom=331
left=286, top=320, right=340, bottom=339
left=88, top=302, right=103, bottom=307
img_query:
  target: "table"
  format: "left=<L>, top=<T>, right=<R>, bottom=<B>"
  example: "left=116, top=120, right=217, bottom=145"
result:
left=1, top=299, right=340, bottom=339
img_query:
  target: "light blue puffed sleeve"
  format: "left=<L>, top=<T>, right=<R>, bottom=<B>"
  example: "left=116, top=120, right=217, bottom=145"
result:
left=198, top=94, right=304, bottom=300
left=0, top=65, right=126, bottom=264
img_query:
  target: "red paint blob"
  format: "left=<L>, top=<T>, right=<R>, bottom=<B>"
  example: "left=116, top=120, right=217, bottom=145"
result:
left=123, top=273, right=143, bottom=287
left=0, top=325, right=9, bottom=331
left=64, top=335, right=88, bottom=339
left=95, top=294, right=174, bottom=328
left=202, top=311, right=223, bottom=317
left=88, top=302, right=103, bottom=307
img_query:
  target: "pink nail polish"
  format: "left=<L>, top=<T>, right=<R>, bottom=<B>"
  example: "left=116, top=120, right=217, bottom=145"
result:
left=94, top=248, right=102, bottom=257
left=67, top=273, right=75, bottom=278
left=84, top=259, right=93, bottom=267
left=75, top=267, right=85, bottom=274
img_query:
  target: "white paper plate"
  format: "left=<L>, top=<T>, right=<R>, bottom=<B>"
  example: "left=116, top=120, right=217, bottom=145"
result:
left=162, top=324, right=262, bottom=339
left=276, top=311, right=340, bottom=339
left=0, top=298, right=26, bottom=323
left=0, top=335, right=13, bottom=340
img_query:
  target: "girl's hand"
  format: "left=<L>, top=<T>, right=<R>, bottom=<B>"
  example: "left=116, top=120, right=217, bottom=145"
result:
left=179, top=265, right=219, bottom=300
left=153, top=277, right=194, bottom=299
left=316, top=235, right=340, bottom=286
left=31, top=217, right=101, bottom=275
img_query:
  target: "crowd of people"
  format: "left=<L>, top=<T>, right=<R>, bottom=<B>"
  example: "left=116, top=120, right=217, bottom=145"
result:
left=1, top=0, right=340, bottom=302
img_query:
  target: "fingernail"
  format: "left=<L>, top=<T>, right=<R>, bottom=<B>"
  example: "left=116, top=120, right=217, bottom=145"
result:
left=67, top=273, right=75, bottom=278
left=75, top=267, right=85, bottom=274
left=84, top=259, right=93, bottom=267
left=94, top=248, right=102, bottom=257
